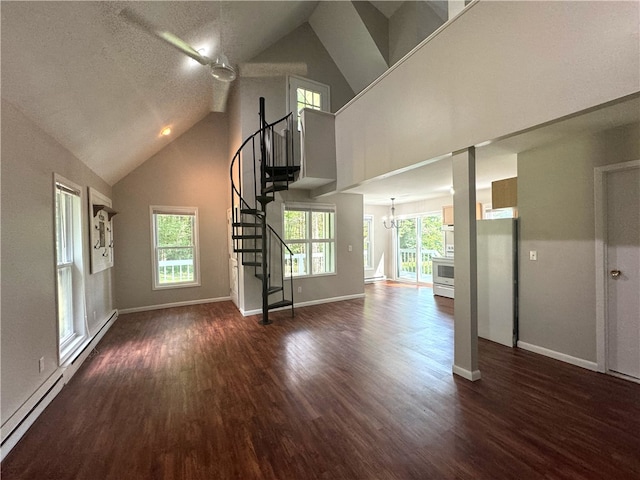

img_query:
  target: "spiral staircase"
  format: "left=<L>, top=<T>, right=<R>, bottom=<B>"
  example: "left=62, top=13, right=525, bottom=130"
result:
left=229, top=98, right=299, bottom=325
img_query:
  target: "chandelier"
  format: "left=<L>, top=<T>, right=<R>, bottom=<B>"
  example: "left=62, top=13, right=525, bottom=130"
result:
left=382, top=198, right=399, bottom=229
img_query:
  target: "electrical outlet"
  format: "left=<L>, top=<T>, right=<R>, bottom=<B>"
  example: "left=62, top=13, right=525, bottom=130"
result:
left=39, top=357, right=45, bottom=373
left=529, top=250, right=538, bottom=261
left=348, top=245, right=353, bottom=252
left=297, top=286, right=302, bottom=293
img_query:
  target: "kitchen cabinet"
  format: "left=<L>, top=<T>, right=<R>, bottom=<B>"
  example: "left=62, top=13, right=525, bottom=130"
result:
left=492, top=177, right=517, bottom=208
left=442, top=203, right=483, bottom=225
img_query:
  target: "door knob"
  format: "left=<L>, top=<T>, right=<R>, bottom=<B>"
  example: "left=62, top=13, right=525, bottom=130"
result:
left=610, top=269, right=621, bottom=278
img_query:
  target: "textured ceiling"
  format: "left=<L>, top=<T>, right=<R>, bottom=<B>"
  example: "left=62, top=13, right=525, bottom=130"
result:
left=3, top=1, right=635, bottom=199
left=1, top=1, right=318, bottom=185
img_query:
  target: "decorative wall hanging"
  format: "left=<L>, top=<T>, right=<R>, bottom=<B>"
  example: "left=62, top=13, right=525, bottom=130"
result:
left=89, top=187, right=118, bottom=273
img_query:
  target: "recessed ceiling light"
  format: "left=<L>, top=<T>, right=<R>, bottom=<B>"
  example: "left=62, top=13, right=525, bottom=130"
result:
left=160, top=127, right=171, bottom=136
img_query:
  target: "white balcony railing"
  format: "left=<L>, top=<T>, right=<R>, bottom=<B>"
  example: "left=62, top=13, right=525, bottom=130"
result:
left=398, top=248, right=440, bottom=281
left=159, top=259, right=194, bottom=284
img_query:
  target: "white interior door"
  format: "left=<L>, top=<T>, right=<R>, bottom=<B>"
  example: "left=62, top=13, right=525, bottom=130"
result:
left=606, top=166, right=640, bottom=379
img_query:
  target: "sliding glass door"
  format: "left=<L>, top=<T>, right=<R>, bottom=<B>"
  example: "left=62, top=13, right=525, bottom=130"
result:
left=397, top=213, right=444, bottom=283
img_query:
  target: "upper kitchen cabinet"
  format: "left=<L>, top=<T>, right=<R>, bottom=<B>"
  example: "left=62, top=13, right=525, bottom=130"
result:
left=442, top=203, right=483, bottom=226
left=492, top=177, right=517, bottom=208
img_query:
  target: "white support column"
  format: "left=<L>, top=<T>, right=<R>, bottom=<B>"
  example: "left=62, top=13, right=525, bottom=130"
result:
left=452, top=147, right=481, bottom=381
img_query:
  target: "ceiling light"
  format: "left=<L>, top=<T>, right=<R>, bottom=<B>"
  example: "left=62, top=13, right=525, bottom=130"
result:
left=160, top=127, right=172, bottom=136
left=383, top=198, right=399, bottom=229
left=210, top=53, right=236, bottom=82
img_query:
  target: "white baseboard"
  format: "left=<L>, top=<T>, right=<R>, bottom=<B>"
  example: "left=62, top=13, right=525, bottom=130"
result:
left=0, top=372, right=64, bottom=461
left=241, top=292, right=366, bottom=317
left=1, top=309, right=118, bottom=461
left=118, top=296, right=231, bottom=314
left=452, top=365, right=482, bottom=381
left=63, top=309, right=118, bottom=380
left=364, top=276, right=386, bottom=284
left=517, top=341, right=598, bottom=371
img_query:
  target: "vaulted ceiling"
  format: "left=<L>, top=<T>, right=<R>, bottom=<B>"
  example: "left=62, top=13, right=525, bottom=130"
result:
left=1, top=1, right=328, bottom=185
left=5, top=1, right=631, bottom=201
left=2, top=1, right=422, bottom=186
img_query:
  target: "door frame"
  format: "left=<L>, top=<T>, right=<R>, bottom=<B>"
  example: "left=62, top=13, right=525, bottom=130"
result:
left=594, top=159, right=640, bottom=374
left=227, top=208, right=240, bottom=308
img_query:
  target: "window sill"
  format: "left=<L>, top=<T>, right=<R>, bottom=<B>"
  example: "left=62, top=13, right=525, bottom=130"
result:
left=285, top=272, right=337, bottom=280
left=152, top=281, right=201, bottom=291
left=59, top=335, right=89, bottom=366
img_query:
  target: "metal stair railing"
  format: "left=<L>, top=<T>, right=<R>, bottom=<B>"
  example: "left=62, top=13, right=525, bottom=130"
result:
left=229, top=97, right=297, bottom=324
left=265, top=224, right=295, bottom=317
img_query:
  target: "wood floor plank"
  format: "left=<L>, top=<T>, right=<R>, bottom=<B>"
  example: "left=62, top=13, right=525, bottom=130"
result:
left=2, top=282, right=639, bottom=479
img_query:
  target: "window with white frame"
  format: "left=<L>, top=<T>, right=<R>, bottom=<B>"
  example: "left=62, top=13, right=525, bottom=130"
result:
left=151, top=206, right=200, bottom=289
left=55, top=176, right=88, bottom=363
left=364, top=215, right=373, bottom=269
left=287, top=76, right=330, bottom=131
left=284, top=204, right=336, bottom=277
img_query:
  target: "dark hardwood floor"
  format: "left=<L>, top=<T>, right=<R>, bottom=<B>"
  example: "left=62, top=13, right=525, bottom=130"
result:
left=2, top=282, right=639, bottom=479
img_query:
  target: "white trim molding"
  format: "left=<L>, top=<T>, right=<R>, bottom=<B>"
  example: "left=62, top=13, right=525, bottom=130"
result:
left=364, top=275, right=387, bottom=284
left=240, top=293, right=365, bottom=317
left=1, top=309, right=118, bottom=461
left=517, top=341, right=598, bottom=372
left=118, top=296, right=231, bottom=315
left=1, top=372, right=64, bottom=461
left=452, top=365, right=482, bottom=381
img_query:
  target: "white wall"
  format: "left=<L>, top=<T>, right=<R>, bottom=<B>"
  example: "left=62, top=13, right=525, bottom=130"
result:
left=335, top=1, right=639, bottom=192
left=363, top=204, right=390, bottom=280
left=518, top=122, right=640, bottom=363
left=1, top=98, right=114, bottom=426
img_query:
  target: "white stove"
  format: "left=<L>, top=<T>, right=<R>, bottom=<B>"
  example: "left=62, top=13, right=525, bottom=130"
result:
left=432, top=257, right=454, bottom=298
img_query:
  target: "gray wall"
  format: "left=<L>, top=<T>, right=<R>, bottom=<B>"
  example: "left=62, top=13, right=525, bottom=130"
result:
left=389, top=1, right=446, bottom=65
left=1, top=99, right=114, bottom=424
left=260, top=191, right=365, bottom=310
left=112, top=113, right=230, bottom=310
left=237, top=191, right=365, bottom=313
left=244, top=21, right=355, bottom=123
left=518, top=122, right=640, bottom=362
left=353, top=1, right=390, bottom=65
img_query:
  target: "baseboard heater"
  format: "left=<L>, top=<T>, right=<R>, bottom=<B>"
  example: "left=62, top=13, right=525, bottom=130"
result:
left=1, top=308, right=118, bottom=461
left=72, top=309, right=118, bottom=365
left=0, top=374, right=64, bottom=451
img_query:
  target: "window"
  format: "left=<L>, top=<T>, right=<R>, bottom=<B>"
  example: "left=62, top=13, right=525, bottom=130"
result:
left=295, top=88, right=322, bottom=130
left=287, top=76, right=330, bottom=131
left=55, top=176, right=88, bottom=363
left=151, top=206, right=200, bottom=289
left=284, top=205, right=336, bottom=277
left=397, top=212, right=444, bottom=283
left=364, top=215, right=373, bottom=269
